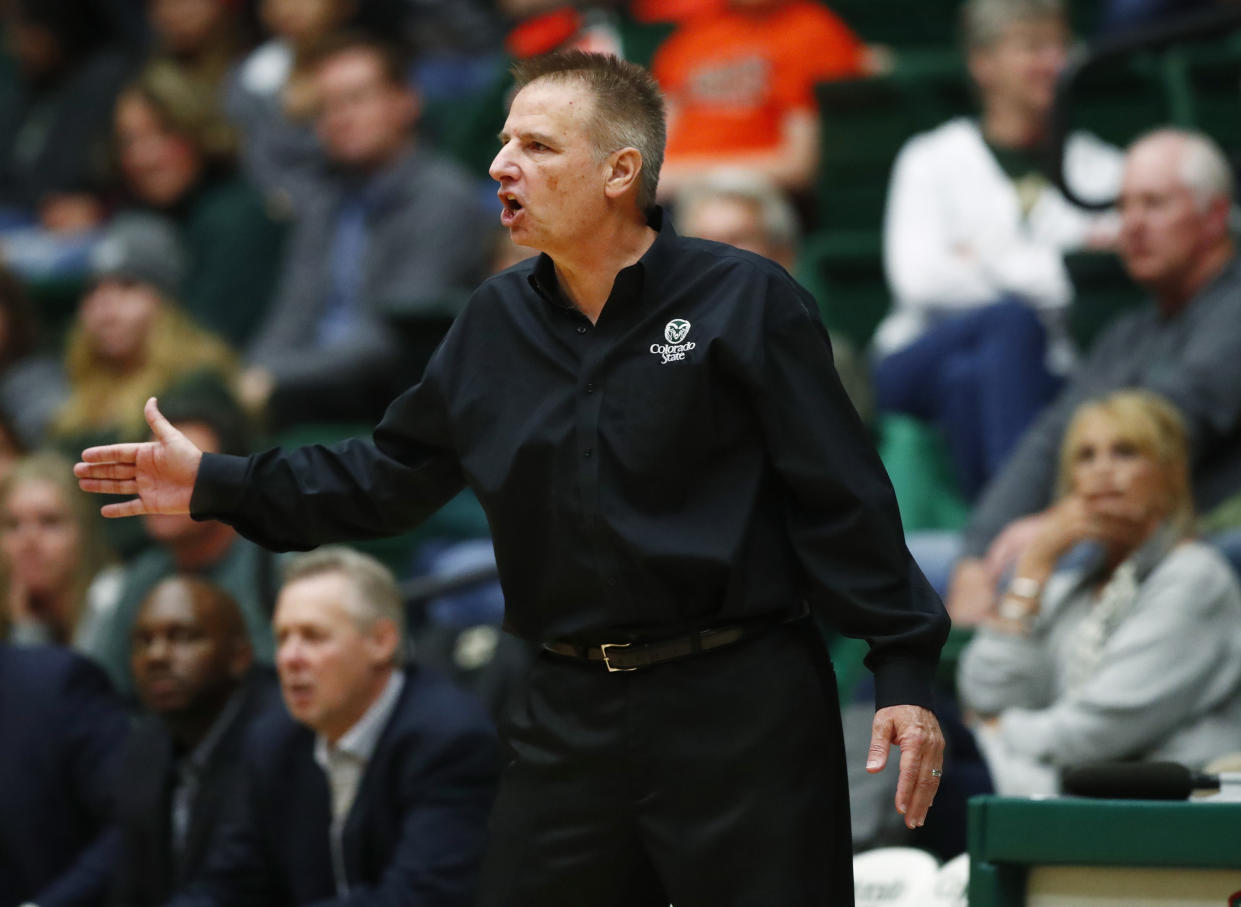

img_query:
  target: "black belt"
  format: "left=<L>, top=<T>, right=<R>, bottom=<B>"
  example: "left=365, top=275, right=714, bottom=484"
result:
left=543, top=622, right=766, bottom=672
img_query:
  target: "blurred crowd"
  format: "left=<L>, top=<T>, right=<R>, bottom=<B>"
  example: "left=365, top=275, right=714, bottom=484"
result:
left=2, top=0, right=1241, bottom=903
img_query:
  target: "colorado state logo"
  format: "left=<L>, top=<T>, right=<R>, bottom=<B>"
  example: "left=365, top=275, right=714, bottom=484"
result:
left=665, top=319, right=691, bottom=343
left=651, top=318, right=695, bottom=364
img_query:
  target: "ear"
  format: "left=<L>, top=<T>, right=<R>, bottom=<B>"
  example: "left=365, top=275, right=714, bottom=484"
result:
left=366, top=618, right=401, bottom=667
left=1202, top=195, right=1231, bottom=244
left=603, top=147, right=644, bottom=201
left=966, top=47, right=994, bottom=93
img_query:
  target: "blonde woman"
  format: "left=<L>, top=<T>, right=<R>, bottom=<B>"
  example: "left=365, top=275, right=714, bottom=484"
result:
left=959, top=389, right=1241, bottom=795
left=0, top=453, right=121, bottom=659
left=51, top=215, right=240, bottom=452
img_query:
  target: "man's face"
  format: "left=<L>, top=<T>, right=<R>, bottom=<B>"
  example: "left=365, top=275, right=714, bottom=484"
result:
left=490, top=79, right=610, bottom=257
left=314, top=49, right=415, bottom=169
left=1117, top=139, right=1207, bottom=290
left=274, top=572, right=393, bottom=741
left=970, top=17, right=1068, bottom=121
left=131, top=580, right=249, bottom=717
left=680, top=195, right=792, bottom=268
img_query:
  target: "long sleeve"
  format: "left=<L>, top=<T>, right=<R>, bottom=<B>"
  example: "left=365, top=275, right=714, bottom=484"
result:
left=997, top=545, right=1241, bottom=767
left=748, top=272, right=950, bottom=709
left=191, top=342, right=467, bottom=552
left=312, top=715, right=498, bottom=907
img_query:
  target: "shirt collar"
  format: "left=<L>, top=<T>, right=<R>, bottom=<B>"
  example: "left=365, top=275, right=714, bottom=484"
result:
left=314, top=669, right=405, bottom=767
left=527, top=206, right=677, bottom=313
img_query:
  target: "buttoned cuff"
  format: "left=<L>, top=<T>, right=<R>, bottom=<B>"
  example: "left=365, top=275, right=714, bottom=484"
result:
left=871, top=655, right=939, bottom=711
left=189, top=452, right=251, bottom=521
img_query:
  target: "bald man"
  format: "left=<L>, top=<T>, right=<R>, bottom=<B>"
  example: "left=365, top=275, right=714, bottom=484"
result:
left=110, top=576, right=278, bottom=906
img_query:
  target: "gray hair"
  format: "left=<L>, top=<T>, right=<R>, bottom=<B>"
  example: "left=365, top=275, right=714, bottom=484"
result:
left=1131, top=128, right=1235, bottom=211
left=282, top=546, right=406, bottom=649
left=675, top=169, right=801, bottom=250
left=961, top=0, right=1065, bottom=49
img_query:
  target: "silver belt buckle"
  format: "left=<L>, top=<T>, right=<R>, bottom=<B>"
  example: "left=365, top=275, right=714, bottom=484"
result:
left=599, top=642, right=636, bottom=672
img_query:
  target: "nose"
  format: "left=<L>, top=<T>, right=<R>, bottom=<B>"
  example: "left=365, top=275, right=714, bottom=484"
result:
left=277, top=635, right=305, bottom=671
left=489, top=141, right=515, bottom=183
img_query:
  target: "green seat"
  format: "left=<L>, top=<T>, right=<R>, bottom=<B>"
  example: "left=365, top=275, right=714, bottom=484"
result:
left=877, top=413, right=970, bottom=533
left=797, top=230, right=888, bottom=351
left=1064, top=51, right=1174, bottom=148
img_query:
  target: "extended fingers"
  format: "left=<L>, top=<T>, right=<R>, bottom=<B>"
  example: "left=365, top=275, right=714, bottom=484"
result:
left=78, top=478, right=138, bottom=496
left=100, top=497, right=149, bottom=519
left=79, top=443, right=144, bottom=465
left=75, top=462, right=137, bottom=481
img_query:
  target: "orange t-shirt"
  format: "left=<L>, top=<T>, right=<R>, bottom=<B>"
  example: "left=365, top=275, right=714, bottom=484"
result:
left=653, top=1, right=865, bottom=158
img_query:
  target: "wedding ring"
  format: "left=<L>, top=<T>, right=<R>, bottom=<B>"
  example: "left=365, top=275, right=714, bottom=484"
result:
left=930, top=768, right=943, bottom=777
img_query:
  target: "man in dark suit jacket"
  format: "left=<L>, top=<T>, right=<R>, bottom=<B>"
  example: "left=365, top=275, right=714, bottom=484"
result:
left=111, top=575, right=277, bottom=905
left=0, top=644, right=129, bottom=907
left=170, top=546, right=499, bottom=907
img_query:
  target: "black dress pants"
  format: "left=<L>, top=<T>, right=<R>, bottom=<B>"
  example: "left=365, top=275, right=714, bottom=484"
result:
left=475, top=619, right=854, bottom=906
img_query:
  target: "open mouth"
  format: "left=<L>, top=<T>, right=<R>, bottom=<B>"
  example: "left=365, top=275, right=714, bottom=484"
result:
left=499, top=192, right=524, bottom=226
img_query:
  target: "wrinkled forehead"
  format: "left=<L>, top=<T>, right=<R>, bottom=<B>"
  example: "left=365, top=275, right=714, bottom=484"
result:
left=505, top=77, right=597, bottom=136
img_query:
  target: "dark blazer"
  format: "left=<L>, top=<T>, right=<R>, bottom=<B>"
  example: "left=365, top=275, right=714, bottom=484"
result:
left=0, top=645, right=130, bottom=907
left=172, top=664, right=498, bottom=907
left=109, top=671, right=279, bottom=906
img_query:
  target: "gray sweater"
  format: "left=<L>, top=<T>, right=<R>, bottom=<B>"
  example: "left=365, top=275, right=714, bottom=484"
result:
left=958, top=539, right=1241, bottom=794
left=963, top=256, right=1241, bottom=556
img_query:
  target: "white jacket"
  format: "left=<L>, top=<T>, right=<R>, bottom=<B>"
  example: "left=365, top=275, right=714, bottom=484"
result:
left=875, top=117, right=1123, bottom=358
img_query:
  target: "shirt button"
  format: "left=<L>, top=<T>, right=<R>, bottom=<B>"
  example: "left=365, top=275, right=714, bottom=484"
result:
left=583, top=448, right=593, bottom=458
left=576, top=325, right=587, bottom=335
left=585, top=383, right=594, bottom=394
left=606, top=576, right=618, bottom=587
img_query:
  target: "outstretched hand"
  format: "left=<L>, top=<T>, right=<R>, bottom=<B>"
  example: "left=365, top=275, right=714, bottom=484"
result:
left=74, top=397, right=203, bottom=518
left=866, top=704, right=946, bottom=830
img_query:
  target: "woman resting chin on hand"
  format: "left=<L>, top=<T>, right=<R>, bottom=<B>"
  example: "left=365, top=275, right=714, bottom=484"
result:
left=958, top=389, right=1241, bottom=796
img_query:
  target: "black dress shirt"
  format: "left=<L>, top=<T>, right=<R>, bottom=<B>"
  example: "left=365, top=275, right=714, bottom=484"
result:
left=192, top=209, right=948, bottom=709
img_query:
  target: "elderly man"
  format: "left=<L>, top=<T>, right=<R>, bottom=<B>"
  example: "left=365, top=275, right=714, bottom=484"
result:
left=166, top=546, right=498, bottom=906
left=78, top=51, right=948, bottom=905
left=111, top=576, right=276, bottom=905
left=947, top=128, right=1241, bottom=623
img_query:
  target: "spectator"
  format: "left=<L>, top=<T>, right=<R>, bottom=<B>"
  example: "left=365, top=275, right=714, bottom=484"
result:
left=875, top=0, right=1123, bottom=499
left=146, top=0, right=254, bottom=104
left=111, top=575, right=277, bottom=905
left=675, top=169, right=873, bottom=424
left=0, top=263, right=68, bottom=449
left=0, top=452, right=120, bottom=664
left=169, top=546, right=498, bottom=906
left=241, top=33, right=491, bottom=428
left=49, top=215, right=240, bottom=455
left=958, top=390, right=1241, bottom=795
left=224, top=0, right=359, bottom=208
left=946, top=128, right=1241, bottom=624
left=114, top=62, right=288, bottom=346
left=0, top=0, right=133, bottom=231
left=652, top=0, right=871, bottom=200
left=0, top=643, right=130, bottom=907
left=89, top=387, right=279, bottom=698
